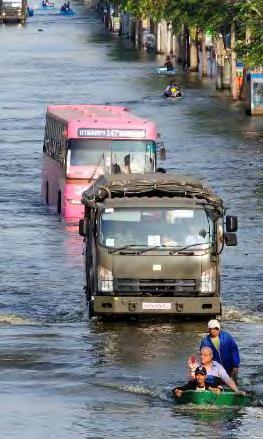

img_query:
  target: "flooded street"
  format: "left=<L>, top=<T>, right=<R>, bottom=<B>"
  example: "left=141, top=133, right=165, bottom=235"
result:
left=0, top=1, right=262, bottom=437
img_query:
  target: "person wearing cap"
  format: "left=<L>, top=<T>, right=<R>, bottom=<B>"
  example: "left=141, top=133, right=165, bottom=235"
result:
left=173, top=366, right=221, bottom=398
left=200, top=319, right=240, bottom=380
left=188, top=347, right=245, bottom=394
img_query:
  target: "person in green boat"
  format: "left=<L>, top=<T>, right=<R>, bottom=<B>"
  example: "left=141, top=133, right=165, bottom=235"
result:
left=188, top=347, right=246, bottom=395
left=200, top=319, right=240, bottom=381
left=173, top=366, right=221, bottom=398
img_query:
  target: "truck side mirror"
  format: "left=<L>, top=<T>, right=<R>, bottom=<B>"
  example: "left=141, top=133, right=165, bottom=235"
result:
left=79, top=218, right=88, bottom=237
left=226, top=215, right=238, bottom=232
left=224, top=232, right=237, bottom=246
left=157, top=142, right=166, bottom=160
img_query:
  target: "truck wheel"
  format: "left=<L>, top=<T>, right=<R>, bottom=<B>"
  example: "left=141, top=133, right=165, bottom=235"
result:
left=85, top=281, right=92, bottom=301
left=57, top=191, right=61, bottom=215
left=45, top=182, right=49, bottom=205
left=88, top=300, right=94, bottom=318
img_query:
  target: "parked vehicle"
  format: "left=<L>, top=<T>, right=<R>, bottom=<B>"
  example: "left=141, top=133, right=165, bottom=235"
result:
left=41, top=105, right=161, bottom=218
left=245, top=70, right=263, bottom=116
left=79, top=173, right=238, bottom=318
left=0, top=0, right=27, bottom=23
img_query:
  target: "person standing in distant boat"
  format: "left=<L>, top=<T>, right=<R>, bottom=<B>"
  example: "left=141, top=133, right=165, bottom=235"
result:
left=163, top=56, right=174, bottom=71
left=200, top=320, right=240, bottom=381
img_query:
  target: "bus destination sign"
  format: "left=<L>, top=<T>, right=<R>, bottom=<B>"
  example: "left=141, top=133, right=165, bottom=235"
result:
left=77, top=128, right=146, bottom=139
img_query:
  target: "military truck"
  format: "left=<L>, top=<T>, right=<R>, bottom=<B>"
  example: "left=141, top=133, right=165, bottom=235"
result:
left=0, top=0, right=27, bottom=23
left=79, top=173, right=238, bottom=318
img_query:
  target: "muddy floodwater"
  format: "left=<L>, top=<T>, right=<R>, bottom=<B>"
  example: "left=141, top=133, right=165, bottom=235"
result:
left=0, top=1, right=262, bottom=438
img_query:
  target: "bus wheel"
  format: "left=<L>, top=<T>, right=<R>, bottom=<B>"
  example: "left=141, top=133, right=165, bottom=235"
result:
left=45, top=182, right=49, bottom=205
left=57, top=191, right=61, bottom=215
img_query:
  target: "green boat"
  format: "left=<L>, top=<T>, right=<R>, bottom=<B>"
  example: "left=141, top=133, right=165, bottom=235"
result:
left=175, top=389, right=254, bottom=407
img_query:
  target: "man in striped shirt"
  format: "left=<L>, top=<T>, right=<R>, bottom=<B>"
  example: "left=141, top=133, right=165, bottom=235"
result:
left=189, top=347, right=245, bottom=394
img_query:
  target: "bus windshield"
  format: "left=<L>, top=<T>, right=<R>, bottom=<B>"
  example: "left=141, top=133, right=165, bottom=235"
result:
left=99, top=208, right=213, bottom=249
left=67, top=139, right=156, bottom=177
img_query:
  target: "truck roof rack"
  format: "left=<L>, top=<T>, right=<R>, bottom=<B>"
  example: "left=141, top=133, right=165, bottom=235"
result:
left=81, top=173, right=223, bottom=210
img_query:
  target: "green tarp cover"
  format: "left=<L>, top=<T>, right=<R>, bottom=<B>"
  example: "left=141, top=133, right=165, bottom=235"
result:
left=81, top=173, right=223, bottom=208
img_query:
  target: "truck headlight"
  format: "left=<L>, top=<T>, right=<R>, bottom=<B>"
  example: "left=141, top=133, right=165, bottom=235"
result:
left=200, top=267, right=216, bottom=294
left=98, top=266, right=113, bottom=292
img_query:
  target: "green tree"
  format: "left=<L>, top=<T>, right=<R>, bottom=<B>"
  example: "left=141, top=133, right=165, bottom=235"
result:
left=120, top=0, right=262, bottom=66
left=235, top=0, right=263, bottom=66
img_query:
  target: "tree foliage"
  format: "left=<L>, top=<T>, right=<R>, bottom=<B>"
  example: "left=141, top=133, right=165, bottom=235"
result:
left=119, top=0, right=263, bottom=66
left=235, top=0, right=263, bottom=66
left=121, top=0, right=168, bottom=19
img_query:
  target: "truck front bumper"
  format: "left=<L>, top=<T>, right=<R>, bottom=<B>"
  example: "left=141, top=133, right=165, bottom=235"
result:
left=93, top=295, right=221, bottom=316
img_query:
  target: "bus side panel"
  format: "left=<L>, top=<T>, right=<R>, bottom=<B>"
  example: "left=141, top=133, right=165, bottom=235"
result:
left=41, top=156, right=64, bottom=214
left=63, top=180, right=94, bottom=218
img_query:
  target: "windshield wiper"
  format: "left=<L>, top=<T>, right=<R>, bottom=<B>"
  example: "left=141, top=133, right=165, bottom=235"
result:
left=169, top=242, right=210, bottom=255
left=109, top=242, right=209, bottom=255
left=108, top=244, right=140, bottom=254
left=137, top=245, right=170, bottom=255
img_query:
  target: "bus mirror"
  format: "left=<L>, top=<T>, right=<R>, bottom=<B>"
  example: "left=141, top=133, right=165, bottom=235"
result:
left=43, top=144, right=47, bottom=153
left=224, top=232, right=237, bottom=246
left=157, top=142, right=166, bottom=160
left=79, top=219, right=88, bottom=237
left=226, top=215, right=238, bottom=232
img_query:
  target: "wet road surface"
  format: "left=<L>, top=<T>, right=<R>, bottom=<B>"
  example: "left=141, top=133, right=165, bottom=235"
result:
left=0, top=1, right=262, bottom=437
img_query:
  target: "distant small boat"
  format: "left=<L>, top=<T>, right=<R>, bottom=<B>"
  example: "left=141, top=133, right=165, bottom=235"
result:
left=41, top=2, right=55, bottom=8
left=162, top=93, right=182, bottom=101
left=173, top=389, right=255, bottom=407
left=59, top=7, right=75, bottom=15
left=27, top=7, right=34, bottom=16
left=156, top=67, right=177, bottom=75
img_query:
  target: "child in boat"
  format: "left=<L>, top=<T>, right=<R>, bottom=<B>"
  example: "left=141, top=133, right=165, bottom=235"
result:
left=163, top=81, right=181, bottom=98
left=173, top=366, right=221, bottom=397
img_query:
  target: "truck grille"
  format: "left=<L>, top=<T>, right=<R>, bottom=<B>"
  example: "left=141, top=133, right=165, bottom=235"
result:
left=113, top=278, right=197, bottom=296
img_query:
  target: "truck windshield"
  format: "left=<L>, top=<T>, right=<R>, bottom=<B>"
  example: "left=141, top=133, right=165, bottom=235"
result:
left=99, top=208, right=213, bottom=249
left=67, top=139, right=156, bottom=173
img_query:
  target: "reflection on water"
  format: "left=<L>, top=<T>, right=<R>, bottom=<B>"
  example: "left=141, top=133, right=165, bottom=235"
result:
left=0, top=1, right=262, bottom=437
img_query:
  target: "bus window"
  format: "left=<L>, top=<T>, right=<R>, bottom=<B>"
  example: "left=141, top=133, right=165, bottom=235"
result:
left=68, top=139, right=111, bottom=166
left=111, top=140, right=156, bottom=173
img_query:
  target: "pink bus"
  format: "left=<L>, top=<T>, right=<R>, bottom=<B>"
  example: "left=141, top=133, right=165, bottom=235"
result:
left=41, top=105, right=160, bottom=218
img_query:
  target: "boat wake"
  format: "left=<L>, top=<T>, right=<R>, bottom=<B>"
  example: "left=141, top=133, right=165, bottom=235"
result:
left=93, top=381, right=170, bottom=401
left=0, top=313, right=35, bottom=326
left=94, top=381, right=262, bottom=409
left=222, top=307, right=263, bottom=323
left=45, top=305, right=87, bottom=323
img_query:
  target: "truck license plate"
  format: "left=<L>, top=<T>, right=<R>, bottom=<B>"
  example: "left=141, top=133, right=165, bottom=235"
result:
left=142, top=302, right=171, bottom=310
